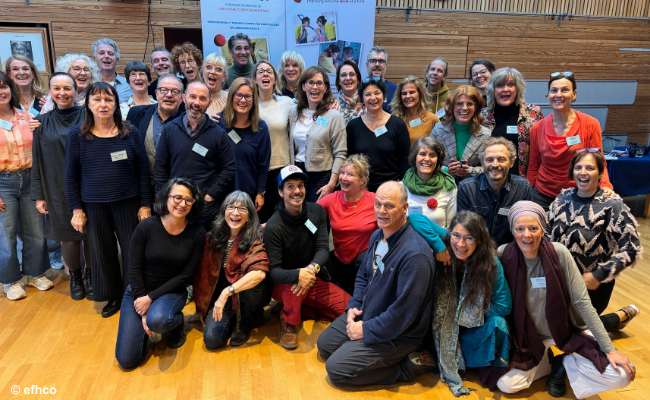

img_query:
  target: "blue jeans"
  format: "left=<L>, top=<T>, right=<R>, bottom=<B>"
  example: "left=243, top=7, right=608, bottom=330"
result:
left=0, top=169, right=47, bottom=284
left=115, top=285, right=187, bottom=369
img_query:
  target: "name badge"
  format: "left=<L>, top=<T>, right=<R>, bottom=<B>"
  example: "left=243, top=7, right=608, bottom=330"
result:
left=28, top=108, right=40, bottom=118
left=498, top=207, right=510, bottom=216
left=192, top=143, right=208, bottom=157
left=110, top=150, right=128, bottom=162
left=315, top=116, right=329, bottom=128
left=531, top=277, right=546, bottom=289
left=408, top=206, right=423, bottom=215
left=376, top=257, right=385, bottom=273
left=228, top=130, right=241, bottom=144
left=0, top=119, right=13, bottom=131
left=435, top=108, right=446, bottom=119
left=409, top=118, right=422, bottom=128
left=506, top=125, right=518, bottom=134
left=566, top=136, right=581, bottom=146
left=374, top=125, right=387, bottom=137
left=305, top=219, right=317, bottom=234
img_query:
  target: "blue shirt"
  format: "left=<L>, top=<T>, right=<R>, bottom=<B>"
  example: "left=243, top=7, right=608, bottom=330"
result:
left=152, top=108, right=165, bottom=149
left=112, top=73, right=133, bottom=104
left=382, top=79, right=398, bottom=112
left=457, top=173, right=533, bottom=245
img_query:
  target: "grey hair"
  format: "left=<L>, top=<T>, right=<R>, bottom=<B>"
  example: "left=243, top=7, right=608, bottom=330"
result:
left=54, top=53, right=100, bottom=86
left=479, top=137, right=518, bottom=168
left=227, top=33, right=252, bottom=52
left=156, top=73, right=184, bottom=91
left=277, top=50, right=305, bottom=92
left=485, top=67, right=527, bottom=110
left=92, top=38, right=120, bottom=59
left=149, top=46, right=172, bottom=65
left=408, top=137, right=446, bottom=174
left=378, top=181, right=407, bottom=205
left=367, top=46, right=388, bottom=62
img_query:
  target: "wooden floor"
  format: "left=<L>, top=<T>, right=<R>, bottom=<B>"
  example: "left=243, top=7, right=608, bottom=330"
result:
left=1, top=219, right=650, bottom=399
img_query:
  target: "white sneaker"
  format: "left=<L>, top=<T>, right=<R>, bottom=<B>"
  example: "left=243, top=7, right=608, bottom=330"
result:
left=3, top=282, right=27, bottom=300
left=26, top=276, right=54, bottom=291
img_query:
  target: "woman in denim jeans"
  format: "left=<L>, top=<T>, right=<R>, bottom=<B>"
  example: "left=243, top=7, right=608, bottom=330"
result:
left=191, top=191, right=270, bottom=349
left=0, top=71, right=52, bottom=301
left=115, top=178, right=206, bottom=369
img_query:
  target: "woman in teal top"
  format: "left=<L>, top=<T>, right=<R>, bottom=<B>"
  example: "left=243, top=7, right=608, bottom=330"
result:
left=430, top=85, right=491, bottom=183
left=409, top=211, right=511, bottom=396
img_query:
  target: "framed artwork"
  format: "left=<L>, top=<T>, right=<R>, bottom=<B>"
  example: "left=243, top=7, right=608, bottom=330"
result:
left=0, top=26, right=52, bottom=73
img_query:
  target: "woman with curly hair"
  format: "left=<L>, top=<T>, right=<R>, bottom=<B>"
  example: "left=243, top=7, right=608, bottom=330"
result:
left=41, top=53, right=100, bottom=113
left=390, top=75, right=439, bottom=146
left=171, top=42, right=203, bottom=86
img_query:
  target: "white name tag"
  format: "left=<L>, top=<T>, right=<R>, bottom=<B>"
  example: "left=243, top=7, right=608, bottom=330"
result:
left=192, top=143, right=208, bottom=157
left=409, top=118, right=422, bottom=128
left=566, top=136, right=581, bottom=146
left=506, top=125, right=518, bottom=134
left=315, top=116, right=329, bottom=128
left=374, top=125, right=387, bottom=137
left=408, top=206, right=423, bottom=215
left=29, top=108, right=40, bottom=117
left=531, top=277, right=546, bottom=289
left=435, top=108, right=446, bottom=118
left=110, top=150, right=128, bottom=162
left=498, top=207, right=510, bottom=216
left=305, top=219, right=317, bottom=234
left=228, top=130, right=241, bottom=144
left=0, top=119, right=13, bottom=131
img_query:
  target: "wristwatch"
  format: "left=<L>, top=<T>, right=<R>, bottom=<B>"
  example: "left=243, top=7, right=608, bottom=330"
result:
left=308, top=262, right=320, bottom=273
left=257, top=191, right=266, bottom=197
left=228, top=285, right=235, bottom=295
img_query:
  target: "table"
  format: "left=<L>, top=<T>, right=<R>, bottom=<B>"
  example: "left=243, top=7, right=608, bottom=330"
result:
left=606, top=152, right=650, bottom=218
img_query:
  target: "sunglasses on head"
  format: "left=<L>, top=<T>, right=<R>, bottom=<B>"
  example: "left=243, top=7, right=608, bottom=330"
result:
left=362, top=76, right=381, bottom=84
left=550, top=71, right=574, bottom=78
left=575, top=147, right=600, bottom=154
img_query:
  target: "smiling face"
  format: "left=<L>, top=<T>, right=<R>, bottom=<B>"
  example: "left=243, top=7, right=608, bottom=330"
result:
left=339, top=164, right=364, bottom=195
left=426, top=60, right=446, bottom=89
left=255, top=63, right=275, bottom=93
left=374, top=184, right=407, bottom=235
left=49, top=75, right=76, bottom=109
left=230, top=39, right=251, bottom=67
left=0, top=81, right=12, bottom=110
left=279, top=178, right=306, bottom=213
left=415, top=146, right=438, bottom=181
left=454, top=94, right=476, bottom=125
left=302, top=72, right=326, bottom=107
left=573, top=153, right=602, bottom=196
left=362, top=84, right=384, bottom=112
left=69, top=59, right=91, bottom=92
left=483, top=144, right=513, bottom=186
left=95, top=43, right=118, bottom=74
left=202, top=62, right=226, bottom=93
left=401, top=83, right=420, bottom=110
left=233, top=85, right=253, bottom=117
left=183, top=82, right=210, bottom=121
left=471, top=64, right=491, bottom=92
left=179, top=53, right=198, bottom=82
left=548, top=78, right=576, bottom=112
left=128, top=70, right=150, bottom=95
left=225, top=202, right=250, bottom=235
left=155, top=76, right=183, bottom=115
left=366, top=50, right=387, bottom=78
left=513, top=216, right=543, bottom=259
left=449, top=223, right=477, bottom=261
left=338, top=65, right=358, bottom=96
left=495, top=76, right=517, bottom=107
left=283, top=60, right=301, bottom=88
left=167, top=184, right=193, bottom=219
left=8, top=60, right=33, bottom=89
left=88, top=90, right=117, bottom=121
left=150, top=51, right=172, bottom=77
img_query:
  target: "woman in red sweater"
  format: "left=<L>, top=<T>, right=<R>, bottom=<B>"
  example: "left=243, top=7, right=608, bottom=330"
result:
left=527, top=72, right=613, bottom=210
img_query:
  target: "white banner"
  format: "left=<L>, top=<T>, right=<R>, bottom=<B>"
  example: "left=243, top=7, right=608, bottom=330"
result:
left=200, top=0, right=286, bottom=69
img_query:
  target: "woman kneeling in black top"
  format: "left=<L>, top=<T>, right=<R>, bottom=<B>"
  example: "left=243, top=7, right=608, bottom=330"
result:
left=115, top=178, right=206, bottom=370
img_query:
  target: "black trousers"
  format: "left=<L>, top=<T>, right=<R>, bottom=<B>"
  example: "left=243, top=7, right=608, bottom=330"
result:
left=327, top=250, right=366, bottom=295
left=317, top=314, right=417, bottom=385
left=590, top=279, right=620, bottom=332
left=85, top=197, right=140, bottom=302
left=258, top=167, right=283, bottom=224
left=531, top=188, right=556, bottom=212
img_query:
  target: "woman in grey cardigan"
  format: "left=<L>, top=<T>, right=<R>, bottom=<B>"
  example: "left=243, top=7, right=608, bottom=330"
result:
left=289, top=66, right=346, bottom=203
left=32, top=72, right=91, bottom=300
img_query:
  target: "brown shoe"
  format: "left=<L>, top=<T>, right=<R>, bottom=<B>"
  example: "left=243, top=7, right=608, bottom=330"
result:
left=617, top=305, right=640, bottom=330
left=279, top=315, right=299, bottom=349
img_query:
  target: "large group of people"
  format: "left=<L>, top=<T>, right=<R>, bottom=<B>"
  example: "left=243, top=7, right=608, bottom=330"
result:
left=0, top=33, right=642, bottom=399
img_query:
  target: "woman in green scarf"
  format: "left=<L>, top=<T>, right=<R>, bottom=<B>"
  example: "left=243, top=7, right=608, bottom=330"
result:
left=401, top=137, right=457, bottom=228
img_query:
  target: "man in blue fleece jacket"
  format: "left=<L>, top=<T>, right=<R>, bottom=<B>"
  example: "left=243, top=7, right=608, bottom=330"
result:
left=317, top=181, right=436, bottom=385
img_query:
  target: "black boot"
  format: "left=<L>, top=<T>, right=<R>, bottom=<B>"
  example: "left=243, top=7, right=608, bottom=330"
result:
left=69, top=270, right=86, bottom=300
left=546, top=348, right=567, bottom=397
left=230, top=321, right=251, bottom=347
left=84, top=268, right=94, bottom=301
left=168, top=312, right=187, bottom=349
left=102, top=298, right=120, bottom=318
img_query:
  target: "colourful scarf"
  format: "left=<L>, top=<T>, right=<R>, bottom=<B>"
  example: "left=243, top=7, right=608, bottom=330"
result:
left=402, top=167, right=457, bottom=196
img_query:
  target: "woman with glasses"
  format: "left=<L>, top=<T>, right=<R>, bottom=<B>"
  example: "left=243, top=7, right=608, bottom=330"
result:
left=115, top=178, right=206, bottom=369
left=254, top=61, right=294, bottom=223
left=546, top=150, right=641, bottom=332
left=41, top=54, right=100, bottom=114
left=218, top=77, right=270, bottom=211
left=409, top=211, right=511, bottom=396
left=346, top=77, right=410, bottom=192
left=335, top=60, right=365, bottom=124
left=527, top=72, right=613, bottom=210
left=202, top=53, right=229, bottom=118
left=192, top=191, right=270, bottom=349
left=481, top=68, right=543, bottom=177
left=469, top=59, right=496, bottom=100
left=171, top=42, right=203, bottom=87
left=278, top=51, right=305, bottom=99
left=390, top=75, right=439, bottom=146
left=290, top=66, right=347, bottom=202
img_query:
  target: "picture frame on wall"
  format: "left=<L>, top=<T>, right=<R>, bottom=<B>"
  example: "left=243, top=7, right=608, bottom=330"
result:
left=0, top=26, right=52, bottom=73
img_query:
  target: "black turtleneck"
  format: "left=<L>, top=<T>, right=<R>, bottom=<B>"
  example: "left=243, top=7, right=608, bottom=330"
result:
left=492, top=102, right=520, bottom=175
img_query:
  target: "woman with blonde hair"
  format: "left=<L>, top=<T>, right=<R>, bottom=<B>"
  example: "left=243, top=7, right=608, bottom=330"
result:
left=202, top=53, right=229, bottom=117
left=41, top=53, right=100, bottom=113
left=391, top=75, right=439, bottom=146
left=277, top=50, right=305, bottom=98
left=4, top=55, right=47, bottom=114
left=430, top=85, right=491, bottom=183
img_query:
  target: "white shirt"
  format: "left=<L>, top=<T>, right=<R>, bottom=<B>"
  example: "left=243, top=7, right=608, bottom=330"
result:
left=293, top=109, right=314, bottom=163
left=402, top=183, right=457, bottom=229
left=120, top=95, right=157, bottom=120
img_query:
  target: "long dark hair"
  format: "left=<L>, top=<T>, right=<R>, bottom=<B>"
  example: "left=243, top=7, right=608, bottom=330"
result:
left=153, top=177, right=204, bottom=225
left=210, top=191, right=261, bottom=253
left=294, top=66, right=333, bottom=121
left=79, top=82, right=132, bottom=140
left=443, top=211, right=497, bottom=314
left=0, top=72, right=21, bottom=110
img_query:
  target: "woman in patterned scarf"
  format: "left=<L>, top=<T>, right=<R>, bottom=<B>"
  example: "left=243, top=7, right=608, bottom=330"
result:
left=334, top=60, right=364, bottom=124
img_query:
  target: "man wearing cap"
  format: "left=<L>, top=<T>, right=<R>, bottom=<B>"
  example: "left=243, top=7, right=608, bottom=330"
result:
left=263, top=165, right=351, bottom=349
left=317, top=181, right=436, bottom=385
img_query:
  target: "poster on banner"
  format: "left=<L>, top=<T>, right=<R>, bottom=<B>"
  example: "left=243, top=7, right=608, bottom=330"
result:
left=285, top=0, right=375, bottom=79
left=200, top=0, right=286, bottom=69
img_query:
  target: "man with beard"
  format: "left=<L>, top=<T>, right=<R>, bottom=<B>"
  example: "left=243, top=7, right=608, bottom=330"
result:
left=93, top=38, right=132, bottom=103
left=226, top=33, right=254, bottom=87
left=154, top=81, right=236, bottom=230
left=457, top=137, right=532, bottom=245
left=365, top=46, right=397, bottom=112
left=425, top=57, right=450, bottom=115
left=147, top=46, right=174, bottom=97
left=126, top=74, right=185, bottom=174
left=264, top=166, right=351, bottom=350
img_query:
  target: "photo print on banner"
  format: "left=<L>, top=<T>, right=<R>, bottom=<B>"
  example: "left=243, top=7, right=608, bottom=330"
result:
left=317, top=41, right=361, bottom=74
left=220, top=37, right=270, bottom=68
left=293, top=11, right=337, bottom=45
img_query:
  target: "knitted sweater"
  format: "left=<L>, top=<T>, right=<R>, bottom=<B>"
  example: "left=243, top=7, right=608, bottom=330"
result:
left=546, top=188, right=642, bottom=283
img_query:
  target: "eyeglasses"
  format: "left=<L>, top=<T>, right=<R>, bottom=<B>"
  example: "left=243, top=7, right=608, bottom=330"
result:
left=362, top=76, right=381, bottom=84
left=233, top=92, right=254, bottom=102
left=204, top=65, right=224, bottom=73
left=225, top=205, right=249, bottom=214
left=575, top=147, right=601, bottom=154
left=256, top=68, right=274, bottom=76
left=368, top=59, right=387, bottom=65
left=471, top=69, right=489, bottom=78
left=339, top=72, right=357, bottom=79
left=71, top=66, right=91, bottom=74
left=168, top=195, right=195, bottom=205
left=179, top=59, right=196, bottom=67
left=550, top=71, right=574, bottom=78
left=157, top=87, right=181, bottom=97
left=305, top=80, right=325, bottom=88
left=450, top=232, right=475, bottom=245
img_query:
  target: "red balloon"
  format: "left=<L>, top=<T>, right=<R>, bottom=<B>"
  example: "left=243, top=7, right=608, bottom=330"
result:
left=214, top=34, right=226, bottom=47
